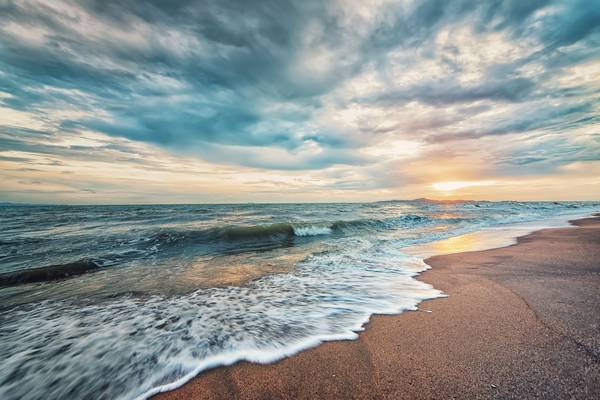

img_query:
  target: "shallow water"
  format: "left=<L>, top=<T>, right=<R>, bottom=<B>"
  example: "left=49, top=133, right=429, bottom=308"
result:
left=0, top=200, right=597, bottom=399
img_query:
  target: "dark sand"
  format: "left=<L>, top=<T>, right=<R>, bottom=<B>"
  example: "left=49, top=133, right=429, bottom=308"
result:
left=155, top=216, right=600, bottom=399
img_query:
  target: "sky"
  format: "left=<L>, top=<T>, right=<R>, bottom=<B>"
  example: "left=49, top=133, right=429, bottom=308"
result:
left=0, top=0, right=599, bottom=204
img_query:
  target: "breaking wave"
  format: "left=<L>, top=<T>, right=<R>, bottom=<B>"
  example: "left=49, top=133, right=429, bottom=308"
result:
left=151, top=214, right=433, bottom=246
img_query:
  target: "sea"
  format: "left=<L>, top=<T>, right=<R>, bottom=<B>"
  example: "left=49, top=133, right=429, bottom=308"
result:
left=0, top=200, right=597, bottom=399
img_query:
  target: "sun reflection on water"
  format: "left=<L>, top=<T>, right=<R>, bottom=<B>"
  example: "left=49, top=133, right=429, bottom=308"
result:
left=428, top=232, right=481, bottom=255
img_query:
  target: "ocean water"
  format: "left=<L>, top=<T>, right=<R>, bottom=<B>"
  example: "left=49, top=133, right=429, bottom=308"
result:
left=0, top=200, right=597, bottom=399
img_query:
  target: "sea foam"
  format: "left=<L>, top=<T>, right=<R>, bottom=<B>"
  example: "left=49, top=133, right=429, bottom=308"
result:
left=0, top=237, right=443, bottom=400
left=292, top=224, right=333, bottom=236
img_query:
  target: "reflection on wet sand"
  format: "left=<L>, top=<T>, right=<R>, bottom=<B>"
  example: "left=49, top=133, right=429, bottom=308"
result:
left=405, top=230, right=513, bottom=259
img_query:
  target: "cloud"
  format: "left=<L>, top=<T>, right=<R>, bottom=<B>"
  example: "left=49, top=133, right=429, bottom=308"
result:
left=0, top=0, right=599, bottom=201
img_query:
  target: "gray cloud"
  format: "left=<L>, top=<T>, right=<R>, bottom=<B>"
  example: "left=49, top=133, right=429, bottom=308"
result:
left=0, top=0, right=598, bottom=174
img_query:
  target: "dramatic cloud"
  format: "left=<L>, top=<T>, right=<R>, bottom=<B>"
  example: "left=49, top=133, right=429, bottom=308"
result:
left=0, top=0, right=599, bottom=202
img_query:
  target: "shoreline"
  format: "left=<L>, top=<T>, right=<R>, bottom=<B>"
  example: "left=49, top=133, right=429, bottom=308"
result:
left=154, top=215, right=600, bottom=399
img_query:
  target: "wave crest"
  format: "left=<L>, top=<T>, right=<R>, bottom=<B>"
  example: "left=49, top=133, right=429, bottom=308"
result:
left=292, top=225, right=333, bottom=236
left=149, top=214, right=433, bottom=250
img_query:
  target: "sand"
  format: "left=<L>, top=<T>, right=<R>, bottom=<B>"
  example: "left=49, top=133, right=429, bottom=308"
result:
left=154, top=216, right=600, bottom=399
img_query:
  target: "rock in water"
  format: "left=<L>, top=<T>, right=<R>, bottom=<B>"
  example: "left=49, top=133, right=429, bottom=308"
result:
left=0, top=260, right=100, bottom=287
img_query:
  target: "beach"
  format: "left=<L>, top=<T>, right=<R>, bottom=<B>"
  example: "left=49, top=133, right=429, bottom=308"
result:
left=3, top=1, right=599, bottom=398
left=155, top=215, right=600, bottom=400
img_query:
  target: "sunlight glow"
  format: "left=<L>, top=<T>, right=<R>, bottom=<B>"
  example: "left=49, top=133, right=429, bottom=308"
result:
left=431, top=180, right=494, bottom=191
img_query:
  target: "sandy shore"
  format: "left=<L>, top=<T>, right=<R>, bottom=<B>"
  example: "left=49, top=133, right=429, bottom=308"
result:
left=154, top=216, right=600, bottom=399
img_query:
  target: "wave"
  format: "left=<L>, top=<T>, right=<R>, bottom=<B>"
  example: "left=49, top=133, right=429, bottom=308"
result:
left=150, top=214, right=433, bottom=247
left=151, top=223, right=295, bottom=249
left=4, top=214, right=440, bottom=277
left=0, top=241, right=444, bottom=400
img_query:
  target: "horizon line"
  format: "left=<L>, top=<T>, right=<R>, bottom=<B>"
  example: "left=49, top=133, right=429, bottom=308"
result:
left=1, top=198, right=599, bottom=207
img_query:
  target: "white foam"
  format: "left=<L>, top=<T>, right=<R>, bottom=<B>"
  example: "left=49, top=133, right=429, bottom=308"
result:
left=292, top=224, right=333, bottom=236
left=0, top=237, right=443, bottom=400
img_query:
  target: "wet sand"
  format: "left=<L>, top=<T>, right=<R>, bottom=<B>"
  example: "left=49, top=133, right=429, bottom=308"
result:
left=154, top=216, right=600, bottom=399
